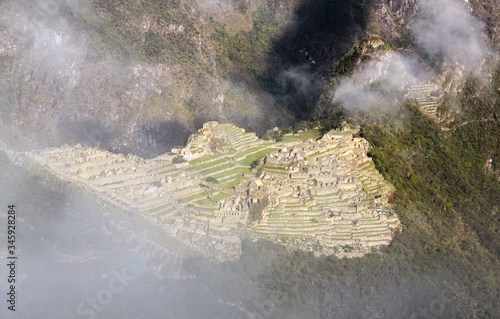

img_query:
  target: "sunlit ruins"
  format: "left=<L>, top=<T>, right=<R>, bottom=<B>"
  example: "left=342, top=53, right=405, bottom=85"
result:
left=11, top=122, right=401, bottom=262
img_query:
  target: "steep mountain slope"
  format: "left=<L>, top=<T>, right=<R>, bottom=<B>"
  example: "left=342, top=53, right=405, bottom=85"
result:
left=0, top=0, right=499, bottom=317
left=0, top=0, right=300, bottom=156
left=0, top=0, right=406, bottom=157
left=0, top=0, right=498, bottom=158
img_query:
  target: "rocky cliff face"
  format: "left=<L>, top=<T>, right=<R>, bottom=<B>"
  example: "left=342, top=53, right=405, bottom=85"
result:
left=390, top=0, right=419, bottom=19
left=316, top=0, right=499, bottom=118
left=0, top=0, right=498, bottom=158
left=0, top=0, right=299, bottom=156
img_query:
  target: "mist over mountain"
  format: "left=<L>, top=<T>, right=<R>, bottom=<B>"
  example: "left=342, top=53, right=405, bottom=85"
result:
left=0, top=0, right=389, bottom=156
left=0, top=0, right=499, bottom=318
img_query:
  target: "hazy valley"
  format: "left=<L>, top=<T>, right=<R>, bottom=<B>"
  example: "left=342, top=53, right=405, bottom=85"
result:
left=0, top=0, right=499, bottom=318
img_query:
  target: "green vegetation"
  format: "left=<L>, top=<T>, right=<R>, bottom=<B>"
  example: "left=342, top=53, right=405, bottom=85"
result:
left=200, top=162, right=235, bottom=175
left=188, top=157, right=228, bottom=171
left=249, top=197, right=269, bottom=223
left=145, top=203, right=172, bottom=214
left=230, top=98, right=499, bottom=317
left=333, top=35, right=389, bottom=78
left=262, top=129, right=283, bottom=142
left=241, top=148, right=278, bottom=166
left=211, top=167, right=252, bottom=179
left=221, top=177, right=248, bottom=189
left=172, top=155, right=187, bottom=164
left=144, top=29, right=167, bottom=59
left=187, top=71, right=500, bottom=317
left=249, top=158, right=261, bottom=170
left=205, top=176, right=219, bottom=184
left=196, top=192, right=231, bottom=205
left=212, top=6, right=282, bottom=75
left=2, top=1, right=500, bottom=317
left=179, top=191, right=210, bottom=203
left=314, top=36, right=393, bottom=118
left=189, top=154, right=221, bottom=165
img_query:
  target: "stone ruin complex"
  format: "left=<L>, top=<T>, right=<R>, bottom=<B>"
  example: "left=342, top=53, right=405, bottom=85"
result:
left=20, top=121, right=401, bottom=261
left=251, top=129, right=400, bottom=255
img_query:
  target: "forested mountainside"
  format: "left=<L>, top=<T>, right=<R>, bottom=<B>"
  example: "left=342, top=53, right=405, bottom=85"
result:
left=0, top=0, right=499, bottom=318
left=4, top=0, right=496, bottom=157
left=0, top=0, right=310, bottom=157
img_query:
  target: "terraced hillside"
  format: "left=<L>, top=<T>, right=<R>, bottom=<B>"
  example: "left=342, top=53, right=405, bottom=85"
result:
left=11, top=121, right=400, bottom=261
left=251, top=130, right=400, bottom=255
left=407, top=83, right=443, bottom=120
left=2, top=148, right=190, bottom=280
